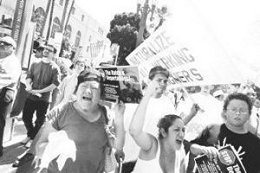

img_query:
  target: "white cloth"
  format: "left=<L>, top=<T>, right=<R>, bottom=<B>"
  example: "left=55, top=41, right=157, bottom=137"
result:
left=132, top=144, right=186, bottom=173
left=0, top=53, right=21, bottom=90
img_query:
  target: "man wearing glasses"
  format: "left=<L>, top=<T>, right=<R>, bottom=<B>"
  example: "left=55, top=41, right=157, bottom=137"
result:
left=190, top=93, right=260, bottom=173
left=0, top=36, right=21, bottom=157
left=21, top=45, right=60, bottom=148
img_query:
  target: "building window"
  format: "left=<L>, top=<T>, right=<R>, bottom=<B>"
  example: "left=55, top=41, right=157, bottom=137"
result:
left=81, top=15, right=85, bottom=22
left=59, top=0, right=64, bottom=6
left=71, top=7, right=75, bottom=15
left=75, top=31, right=81, bottom=47
left=0, top=0, right=2, bottom=6
left=51, top=17, right=61, bottom=38
left=64, top=25, right=72, bottom=39
left=31, top=7, right=46, bottom=35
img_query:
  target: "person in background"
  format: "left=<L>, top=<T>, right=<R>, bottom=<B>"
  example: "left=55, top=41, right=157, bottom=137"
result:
left=47, top=45, right=61, bottom=110
left=190, top=93, right=260, bottom=173
left=9, top=46, right=45, bottom=121
left=21, top=45, right=60, bottom=148
left=55, top=58, right=87, bottom=106
left=247, top=87, right=260, bottom=138
left=0, top=36, right=21, bottom=157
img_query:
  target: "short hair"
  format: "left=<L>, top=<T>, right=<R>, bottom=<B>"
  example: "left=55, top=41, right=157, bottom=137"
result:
left=36, top=46, right=45, bottom=52
left=223, top=92, right=253, bottom=115
left=74, top=70, right=104, bottom=98
left=157, top=114, right=182, bottom=139
left=148, top=66, right=169, bottom=80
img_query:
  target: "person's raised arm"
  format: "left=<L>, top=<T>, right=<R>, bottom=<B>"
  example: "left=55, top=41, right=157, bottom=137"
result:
left=182, top=103, right=201, bottom=125
left=129, top=80, right=158, bottom=151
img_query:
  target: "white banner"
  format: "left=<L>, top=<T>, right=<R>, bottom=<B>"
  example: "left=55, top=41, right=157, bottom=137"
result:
left=126, top=0, right=259, bottom=87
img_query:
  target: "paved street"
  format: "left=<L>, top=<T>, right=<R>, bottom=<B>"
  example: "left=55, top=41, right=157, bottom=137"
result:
left=0, top=119, right=28, bottom=173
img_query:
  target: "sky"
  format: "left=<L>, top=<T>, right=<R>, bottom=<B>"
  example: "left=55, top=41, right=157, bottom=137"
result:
left=76, top=0, right=137, bottom=31
left=75, top=0, right=260, bottom=78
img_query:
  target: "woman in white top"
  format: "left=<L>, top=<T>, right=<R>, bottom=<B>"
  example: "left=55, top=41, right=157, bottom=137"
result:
left=129, top=80, right=186, bottom=173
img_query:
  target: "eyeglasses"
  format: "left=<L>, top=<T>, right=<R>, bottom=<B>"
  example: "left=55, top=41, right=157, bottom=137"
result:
left=227, top=108, right=249, bottom=115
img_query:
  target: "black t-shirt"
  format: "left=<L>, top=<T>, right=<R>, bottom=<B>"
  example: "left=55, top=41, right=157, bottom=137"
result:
left=192, top=124, right=260, bottom=173
left=218, top=124, right=260, bottom=173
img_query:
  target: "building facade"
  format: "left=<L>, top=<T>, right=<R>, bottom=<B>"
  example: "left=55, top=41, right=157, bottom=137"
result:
left=0, top=0, right=16, bottom=37
left=0, top=0, right=108, bottom=60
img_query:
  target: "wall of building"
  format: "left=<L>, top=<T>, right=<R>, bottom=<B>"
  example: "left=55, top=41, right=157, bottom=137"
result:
left=0, top=0, right=108, bottom=60
left=0, top=0, right=16, bottom=36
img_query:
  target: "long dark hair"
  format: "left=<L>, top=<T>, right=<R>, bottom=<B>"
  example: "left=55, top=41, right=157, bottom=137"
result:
left=157, top=114, right=182, bottom=139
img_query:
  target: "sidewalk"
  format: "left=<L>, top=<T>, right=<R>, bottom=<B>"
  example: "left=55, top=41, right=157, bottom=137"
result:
left=0, top=118, right=28, bottom=173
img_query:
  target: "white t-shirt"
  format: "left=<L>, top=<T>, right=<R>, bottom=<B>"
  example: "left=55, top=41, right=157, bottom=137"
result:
left=0, top=53, right=21, bottom=90
left=143, top=95, right=177, bottom=137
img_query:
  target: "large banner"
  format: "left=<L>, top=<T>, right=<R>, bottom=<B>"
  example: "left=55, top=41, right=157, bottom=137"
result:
left=126, top=0, right=258, bottom=87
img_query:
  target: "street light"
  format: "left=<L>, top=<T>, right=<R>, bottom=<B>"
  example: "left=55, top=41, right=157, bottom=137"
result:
left=136, top=0, right=157, bottom=47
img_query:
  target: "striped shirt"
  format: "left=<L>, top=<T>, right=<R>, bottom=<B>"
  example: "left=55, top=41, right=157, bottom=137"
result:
left=0, top=53, right=21, bottom=90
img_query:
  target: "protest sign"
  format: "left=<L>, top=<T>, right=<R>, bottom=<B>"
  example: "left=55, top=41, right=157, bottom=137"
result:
left=126, top=0, right=256, bottom=87
left=195, top=145, right=247, bottom=173
left=97, top=66, right=142, bottom=103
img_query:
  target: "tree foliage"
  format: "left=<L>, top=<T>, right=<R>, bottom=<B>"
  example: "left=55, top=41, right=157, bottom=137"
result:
left=107, top=12, right=141, bottom=65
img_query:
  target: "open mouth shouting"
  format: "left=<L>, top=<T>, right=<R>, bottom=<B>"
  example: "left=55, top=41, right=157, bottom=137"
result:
left=82, top=95, right=92, bottom=101
left=176, top=139, right=183, bottom=146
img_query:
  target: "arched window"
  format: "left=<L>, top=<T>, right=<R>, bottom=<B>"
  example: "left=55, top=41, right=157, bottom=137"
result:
left=51, top=17, right=61, bottom=38
left=75, top=31, right=81, bottom=47
left=64, top=25, right=72, bottom=39
left=31, top=7, right=46, bottom=35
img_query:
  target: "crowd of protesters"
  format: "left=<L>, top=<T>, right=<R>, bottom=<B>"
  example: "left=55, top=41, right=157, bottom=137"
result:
left=0, top=36, right=260, bottom=173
